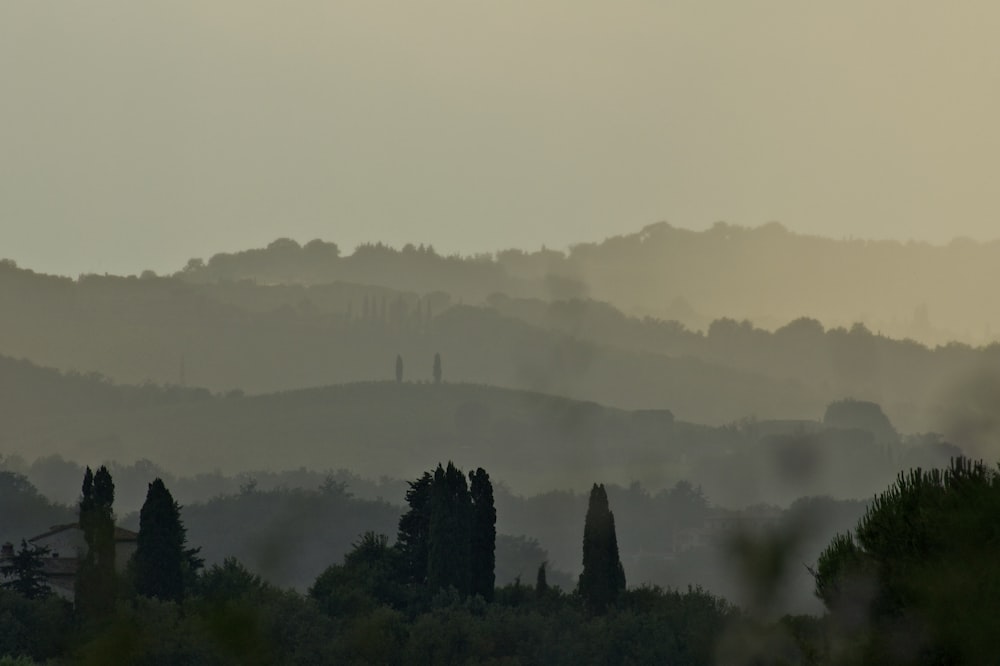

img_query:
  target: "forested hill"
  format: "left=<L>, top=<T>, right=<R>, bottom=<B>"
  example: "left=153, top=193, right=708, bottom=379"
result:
left=174, top=223, right=1000, bottom=345
left=0, top=355, right=956, bottom=505
left=3, top=259, right=1000, bottom=437
left=2, top=259, right=999, bottom=438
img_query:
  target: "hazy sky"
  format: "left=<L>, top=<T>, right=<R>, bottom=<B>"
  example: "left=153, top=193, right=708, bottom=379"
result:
left=3, top=1, right=999, bottom=276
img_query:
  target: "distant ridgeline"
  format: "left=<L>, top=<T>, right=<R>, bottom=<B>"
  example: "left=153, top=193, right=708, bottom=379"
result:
left=0, top=352, right=960, bottom=508
left=173, top=223, right=1000, bottom=345
left=2, top=256, right=1000, bottom=438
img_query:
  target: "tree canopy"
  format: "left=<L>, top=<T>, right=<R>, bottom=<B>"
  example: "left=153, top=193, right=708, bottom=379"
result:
left=578, top=483, right=626, bottom=612
left=814, top=457, right=1000, bottom=663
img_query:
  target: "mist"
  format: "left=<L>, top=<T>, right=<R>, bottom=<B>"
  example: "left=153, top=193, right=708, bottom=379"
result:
left=3, top=3, right=999, bottom=663
left=4, top=1, right=1000, bottom=276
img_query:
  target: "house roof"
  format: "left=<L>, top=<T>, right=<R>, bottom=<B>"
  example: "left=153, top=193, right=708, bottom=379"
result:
left=29, top=523, right=139, bottom=543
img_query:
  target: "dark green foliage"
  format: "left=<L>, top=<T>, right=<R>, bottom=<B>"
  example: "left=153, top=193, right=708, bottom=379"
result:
left=427, top=463, right=472, bottom=594
left=396, top=464, right=496, bottom=600
left=579, top=483, right=626, bottom=612
left=433, top=352, right=442, bottom=384
left=1, top=540, right=51, bottom=599
left=815, top=457, right=1000, bottom=663
left=76, top=465, right=116, bottom=618
left=197, top=557, right=267, bottom=603
left=468, top=467, right=495, bottom=601
left=310, top=531, right=408, bottom=617
left=397, top=472, right=433, bottom=585
left=0, top=589, right=73, bottom=661
left=535, top=561, right=548, bottom=594
left=133, top=478, right=189, bottom=602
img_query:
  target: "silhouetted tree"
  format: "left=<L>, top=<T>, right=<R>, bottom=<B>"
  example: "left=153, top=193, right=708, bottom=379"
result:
left=76, top=465, right=115, bottom=617
left=133, top=478, right=188, bottom=602
left=427, top=463, right=472, bottom=594
left=814, top=457, right=1000, bottom=663
left=578, top=483, right=625, bottom=612
left=395, top=354, right=404, bottom=383
left=396, top=472, right=433, bottom=585
left=433, top=353, right=442, bottom=384
left=1, top=540, right=51, bottom=599
left=535, top=561, right=548, bottom=595
left=469, top=467, right=495, bottom=600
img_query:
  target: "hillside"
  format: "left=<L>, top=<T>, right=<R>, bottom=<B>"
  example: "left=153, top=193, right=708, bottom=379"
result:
left=0, top=262, right=824, bottom=426
left=174, top=223, right=1000, bottom=345
left=0, top=356, right=955, bottom=505
left=5, top=258, right=1000, bottom=439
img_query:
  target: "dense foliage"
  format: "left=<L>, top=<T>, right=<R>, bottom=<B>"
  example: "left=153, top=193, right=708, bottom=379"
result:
left=579, top=483, right=626, bottom=612
left=814, top=457, right=1000, bottom=663
left=76, top=466, right=116, bottom=618
left=133, top=479, right=196, bottom=602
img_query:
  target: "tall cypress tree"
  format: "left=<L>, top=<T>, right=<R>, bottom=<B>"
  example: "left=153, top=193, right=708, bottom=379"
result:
left=396, top=471, right=433, bottom=584
left=92, top=466, right=116, bottom=612
left=578, top=483, right=626, bottom=612
left=535, top=561, right=549, bottom=595
left=433, top=353, right=442, bottom=385
left=427, top=463, right=471, bottom=594
left=76, top=466, right=116, bottom=617
left=133, top=478, right=187, bottom=602
left=76, top=467, right=96, bottom=611
left=395, top=354, right=404, bottom=383
left=469, top=467, right=496, bottom=600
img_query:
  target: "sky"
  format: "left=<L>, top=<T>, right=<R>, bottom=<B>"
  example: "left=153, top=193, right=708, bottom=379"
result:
left=2, top=1, right=999, bottom=276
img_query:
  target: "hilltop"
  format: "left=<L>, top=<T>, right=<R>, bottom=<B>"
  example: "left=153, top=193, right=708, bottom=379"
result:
left=0, top=355, right=955, bottom=506
left=174, top=223, right=1000, bottom=345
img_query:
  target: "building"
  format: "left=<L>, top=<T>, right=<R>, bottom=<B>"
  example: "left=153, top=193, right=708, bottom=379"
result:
left=1, top=523, right=138, bottom=600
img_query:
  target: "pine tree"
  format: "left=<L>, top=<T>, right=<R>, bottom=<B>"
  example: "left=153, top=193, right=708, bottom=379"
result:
left=427, top=463, right=472, bottom=594
left=433, top=353, right=442, bottom=385
left=395, top=354, right=404, bottom=383
left=133, top=478, right=188, bottom=602
left=1, top=540, right=51, bottom=599
left=469, top=467, right=495, bottom=600
left=578, top=483, right=626, bottom=612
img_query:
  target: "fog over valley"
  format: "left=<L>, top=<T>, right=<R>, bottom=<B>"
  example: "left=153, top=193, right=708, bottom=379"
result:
left=3, top=2, right=999, bottom=662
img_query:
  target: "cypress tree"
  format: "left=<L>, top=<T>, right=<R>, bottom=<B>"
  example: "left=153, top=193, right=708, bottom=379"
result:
left=469, top=467, right=496, bottom=600
left=77, top=466, right=116, bottom=617
left=76, top=467, right=96, bottom=612
left=133, top=478, right=187, bottom=602
left=396, top=471, right=433, bottom=584
left=433, top=353, right=442, bottom=384
left=427, top=463, right=471, bottom=594
left=578, top=483, right=626, bottom=612
left=398, top=463, right=494, bottom=598
left=395, top=354, right=404, bottom=383
left=535, top=561, right=549, bottom=595
left=93, top=466, right=116, bottom=612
